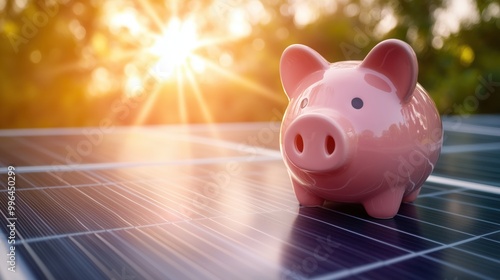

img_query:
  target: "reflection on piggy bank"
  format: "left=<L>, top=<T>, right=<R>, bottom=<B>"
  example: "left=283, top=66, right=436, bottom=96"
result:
left=279, top=39, right=442, bottom=219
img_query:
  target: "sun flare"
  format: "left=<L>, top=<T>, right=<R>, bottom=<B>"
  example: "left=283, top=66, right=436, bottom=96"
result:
left=149, top=17, right=200, bottom=79
left=97, top=0, right=283, bottom=126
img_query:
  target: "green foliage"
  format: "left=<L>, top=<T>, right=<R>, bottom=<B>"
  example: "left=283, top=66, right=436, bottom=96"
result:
left=0, top=0, right=499, bottom=128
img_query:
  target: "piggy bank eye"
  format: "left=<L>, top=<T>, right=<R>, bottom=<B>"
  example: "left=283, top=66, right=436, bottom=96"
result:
left=300, top=98, right=308, bottom=108
left=351, top=97, right=363, bottom=109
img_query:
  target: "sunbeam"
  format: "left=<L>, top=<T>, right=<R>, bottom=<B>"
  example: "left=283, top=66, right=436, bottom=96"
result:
left=176, top=68, right=188, bottom=124
left=129, top=77, right=162, bottom=126
left=136, top=0, right=166, bottom=31
left=199, top=55, right=286, bottom=105
left=183, top=64, right=215, bottom=124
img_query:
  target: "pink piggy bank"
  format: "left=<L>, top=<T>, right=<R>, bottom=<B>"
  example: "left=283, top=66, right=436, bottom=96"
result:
left=279, top=39, right=442, bottom=219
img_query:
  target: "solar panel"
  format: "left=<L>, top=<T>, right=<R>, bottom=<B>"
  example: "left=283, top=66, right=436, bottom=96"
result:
left=1, top=115, right=499, bottom=279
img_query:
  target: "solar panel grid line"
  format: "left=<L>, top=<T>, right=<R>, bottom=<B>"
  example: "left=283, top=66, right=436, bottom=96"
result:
left=0, top=135, right=280, bottom=175
left=357, top=255, right=485, bottom=280
left=70, top=165, right=286, bottom=224
left=294, top=212, right=413, bottom=255
left=91, top=167, right=158, bottom=184
left=275, top=218, right=383, bottom=271
left=0, top=123, right=259, bottom=138
left=18, top=211, right=243, bottom=247
left=427, top=175, right=500, bottom=193
left=92, top=232, right=157, bottom=279
left=415, top=192, right=500, bottom=224
left=432, top=176, right=500, bottom=191
left=69, top=236, right=121, bottom=280
left=131, top=224, right=238, bottom=279
left=105, top=231, right=203, bottom=280
left=1, top=122, right=279, bottom=164
left=131, top=177, right=240, bottom=218
left=484, top=236, right=500, bottom=243
left=78, top=186, right=164, bottom=226
left=225, top=212, right=311, bottom=253
left=304, top=209, right=439, bottom=253
left=217, top=212, right=352, bottom=278
left=1, top=154, right=281, bottom=175
left=314, top=229, right=499, bottom=280
left=113, top=182, right=198, bottom=222
left=410, top=202, right=500, bottom=227
left=456, top=235, right=500, bottom=262
left=48, top=235, right=137, bottom=279
left=170, top=222, right=271, bottom=278
left=88, top=230, right=180, bottom=280
left=0, top=139, right=62, bottom=168
left=418, top=255, right=493, bottom=280
left=188, top=178, right=289, bottom=210
left=30, top=236, right=110, bottom=279
left=320, top=195, right=498, bottom=256
left=21, top=171, right=79, bottom=189
left=440, top=142, right=500, bottom=154
left=416, top=186, right=469, bottom=198
left=433, top=191, right=500, bottom=209
left=198, top=217, right=285, bottom=265
left=158, top=133, right=283, bottom=159
left=0, top=179, right=104, bottom=193
left=100, top=184, right=174, bottom=223
left=28, top=189, right=101, bottom=234
left=228, top=179, right=297, bottom=209
left=17, top=241, right=53, bottom=280
left=186, top=218, right=285, bottom=268
left=194, top=218, right=290, bottom=273
left=400, top=205, right=500, bottom=237
left=454, top=244, right=500, bottom=266
left=390, top=210, right=477, bottom=242
left=240, top=184, right=298, bottom=207
left=442, top=122, right=500, bottom=137
left=322, top=207, right=448, bottom=248
left=9, top=192, right=59, bottom=237
left=72, top=186, right=140, bottom=227
left=431, top=193, right=500, bottom=212
left=457, top=190, right=500, bottom=202
left=167, top=164, right=297, bottom=211
left=115, top=181, right=205, bottom=221
left=426, top=247, right=500, bottom=279
left=18, top=225, right=129, bottom=245
left=42, top=188, right=125, bottom=231
left=106, top=229, right=217, bottom=280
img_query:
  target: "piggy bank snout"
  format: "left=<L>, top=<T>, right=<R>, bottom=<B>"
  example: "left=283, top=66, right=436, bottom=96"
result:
left=284, top=113, right=354, bottom=172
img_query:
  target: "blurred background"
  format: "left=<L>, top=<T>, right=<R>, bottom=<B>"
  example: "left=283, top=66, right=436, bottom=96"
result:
left=0, top=0, right=499, bottom=128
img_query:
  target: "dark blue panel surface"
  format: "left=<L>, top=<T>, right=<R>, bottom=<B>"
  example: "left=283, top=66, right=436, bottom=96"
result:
left=0, top=116, right=499, bottom=279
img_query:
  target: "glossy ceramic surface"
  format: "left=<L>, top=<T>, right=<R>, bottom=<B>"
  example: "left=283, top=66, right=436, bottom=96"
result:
left=280, top=39, right=443, bottom=218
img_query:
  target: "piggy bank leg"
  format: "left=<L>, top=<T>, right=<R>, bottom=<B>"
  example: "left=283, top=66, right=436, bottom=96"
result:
left=362, top=188, right=405, bottom=219
left=403, top=187, right=421, bottom=203
left=291, top=179, right=324, bottom=206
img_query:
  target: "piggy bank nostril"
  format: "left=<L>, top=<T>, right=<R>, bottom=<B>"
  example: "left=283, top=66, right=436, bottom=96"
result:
left=295, top=134, right=304, bottom=153
left=326, top=135, right=335, bottom=155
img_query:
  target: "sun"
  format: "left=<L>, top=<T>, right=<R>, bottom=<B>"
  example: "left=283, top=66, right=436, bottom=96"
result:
left=106, top=6, right=204, bottom=81
left=149, top=17, right=201, bottom=79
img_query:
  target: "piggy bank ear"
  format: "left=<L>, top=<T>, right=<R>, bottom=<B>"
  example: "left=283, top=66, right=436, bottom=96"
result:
left=361, top=39, right=418, bottom=103
left=280, top=44, right=329, bottom=99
